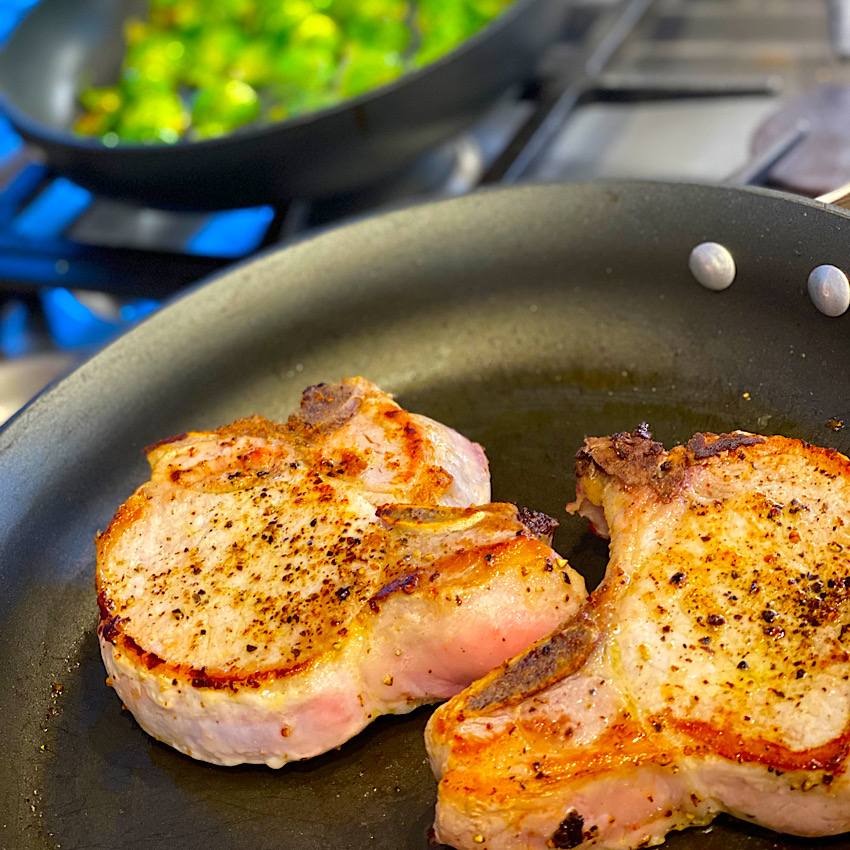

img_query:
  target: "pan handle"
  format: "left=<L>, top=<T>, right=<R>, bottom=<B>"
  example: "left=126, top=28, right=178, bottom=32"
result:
left=817, top=182, right=850, bottom=210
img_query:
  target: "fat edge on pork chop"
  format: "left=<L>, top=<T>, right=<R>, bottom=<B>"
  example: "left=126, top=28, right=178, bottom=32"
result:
left=96, top=378, right=586, bottom=767
left=427, top=427, right=850, bottom=850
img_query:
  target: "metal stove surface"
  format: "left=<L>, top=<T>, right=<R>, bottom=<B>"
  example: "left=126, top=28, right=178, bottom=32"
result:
left=0, top=0, right=848, bottom=421
left=527, top=0, right=850, bottom=183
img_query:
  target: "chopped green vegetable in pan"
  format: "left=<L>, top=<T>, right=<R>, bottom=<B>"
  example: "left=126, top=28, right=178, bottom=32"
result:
left=75, top=0, right=515, bottom=143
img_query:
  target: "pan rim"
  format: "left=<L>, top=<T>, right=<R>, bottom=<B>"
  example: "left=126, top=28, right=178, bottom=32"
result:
left=1, top=176, right=847, bottom=441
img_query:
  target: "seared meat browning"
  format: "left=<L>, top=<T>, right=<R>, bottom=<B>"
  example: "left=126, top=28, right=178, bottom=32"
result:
left=97, top=378, right=585, bottom=767
left=427, top=428, right=850, bottom=850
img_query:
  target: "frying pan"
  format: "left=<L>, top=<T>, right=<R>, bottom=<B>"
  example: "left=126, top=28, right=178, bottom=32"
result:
left=0, top=0, right=564, bottom=210
left=1, top=180, right=849, bottom=850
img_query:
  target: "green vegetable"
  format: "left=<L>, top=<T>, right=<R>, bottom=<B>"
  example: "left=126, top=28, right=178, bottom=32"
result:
left=114, top=90, right=188, bottom=142
left=257, top=0, right=316, bottom=37
left=415, top=0, right=485, bottom=64
left=273, top=46, right=337, bottom=92
left=229, top=37, right=278, bottom=87
left=75, top=0, right=514, bottom=144
left=191, top=79, right=260, bottom=138
left=124, top=31, right=188, bottom=86
left=338, top=44, right=404, bottom=98
left=182, top=24, right=248, bottom=89
left=289, top=13, right=343, bottom=52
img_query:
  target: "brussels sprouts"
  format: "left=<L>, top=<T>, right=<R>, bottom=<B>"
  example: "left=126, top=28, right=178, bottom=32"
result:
left=76, top=0, right=514, bottom=143
left=338, top=44, right=404, bottom=98
left=191, top=80, right=260, bottom=138
left=114, top=91, right=188, bottom=142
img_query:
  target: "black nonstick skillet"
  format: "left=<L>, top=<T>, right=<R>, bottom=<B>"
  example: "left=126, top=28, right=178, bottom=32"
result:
left=0, top=181, right=848, bottom=850
left=0, top=0, right=564, bottom=209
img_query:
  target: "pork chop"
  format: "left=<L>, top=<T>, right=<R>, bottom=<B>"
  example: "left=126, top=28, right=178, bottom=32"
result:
left=427, top=427, right=850, bottom=849
left=97, top=378, right=586, bottom=767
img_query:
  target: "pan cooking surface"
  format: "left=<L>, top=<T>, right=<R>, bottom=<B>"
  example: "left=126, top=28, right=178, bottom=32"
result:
left=1, top=182, right=849, bottom=850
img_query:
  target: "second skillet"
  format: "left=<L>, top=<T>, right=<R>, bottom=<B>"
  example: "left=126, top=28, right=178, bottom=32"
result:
left=0, top=0, right=564, bottom=209
left=0, top=181, right=848, bottom=849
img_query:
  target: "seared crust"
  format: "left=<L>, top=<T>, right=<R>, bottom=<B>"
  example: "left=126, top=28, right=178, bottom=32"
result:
left=574, top=426, right=768, bottom=502
left=97, top=493, right=557, bottom=690
left=96, top=378, right=587, bottom=766
left=97, top=378, right=493, bottom=689
left=574, top=422, right=663, bottom=489
left=427, top=429, right=850, bottom=850
left=572, top=431, right=850, bottom=754
left=466, top=612, right=599, bottom=711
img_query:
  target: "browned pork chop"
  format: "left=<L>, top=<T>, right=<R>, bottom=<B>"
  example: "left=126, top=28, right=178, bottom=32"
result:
left=427, top=428, right=850, bottom=850
left=97, top=378, right=586, bottom=767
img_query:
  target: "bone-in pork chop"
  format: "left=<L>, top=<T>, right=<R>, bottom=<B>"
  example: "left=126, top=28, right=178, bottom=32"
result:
left=97, top=378, right=586, bottom=767
left=427, top=427, right=850, bottom=849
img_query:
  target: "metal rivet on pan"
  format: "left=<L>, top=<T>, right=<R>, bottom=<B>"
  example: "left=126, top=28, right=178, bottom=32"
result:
left=807, top=265, right=850, bottom=317
left=689, top=242, right=736, bottom=291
